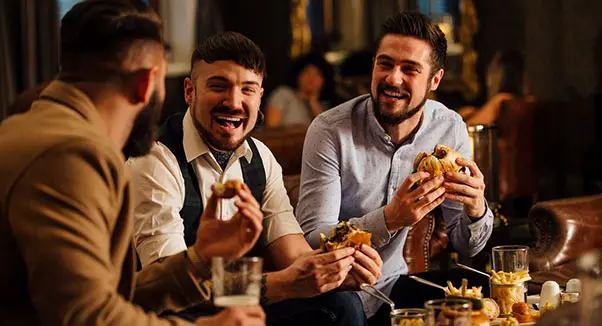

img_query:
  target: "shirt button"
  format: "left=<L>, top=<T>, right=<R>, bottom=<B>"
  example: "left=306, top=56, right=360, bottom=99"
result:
left=384, top=135, right=391, bottom=142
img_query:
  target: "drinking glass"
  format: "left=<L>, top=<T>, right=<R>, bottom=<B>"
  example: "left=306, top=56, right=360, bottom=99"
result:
left=390, top=308, right=427, bottom=326
left=492, top=245, right=529, bottom=273
left=424, top=298, right=472, bottom=326
left=211, top=257, right=263, bottom=307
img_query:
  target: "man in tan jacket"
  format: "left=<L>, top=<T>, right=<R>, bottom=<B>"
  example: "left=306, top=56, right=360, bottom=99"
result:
left=0, top=1, right=264, bottom=325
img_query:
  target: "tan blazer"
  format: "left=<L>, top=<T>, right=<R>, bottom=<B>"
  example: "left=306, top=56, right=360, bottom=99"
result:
left=0, top=81, right=210, bottom=325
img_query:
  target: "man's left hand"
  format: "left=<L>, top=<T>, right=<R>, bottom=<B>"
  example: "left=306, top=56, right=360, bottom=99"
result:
left=341, top=244, right=383, bottom=290
left=442, top=157, right=487, bottom=218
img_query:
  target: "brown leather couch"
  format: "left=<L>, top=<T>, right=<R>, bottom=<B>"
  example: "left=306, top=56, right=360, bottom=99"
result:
left=528, top=194, right=602, bottom=290
left=252, top=126, right=308, bottom=175
left=282, top=174, right=446, bottom=274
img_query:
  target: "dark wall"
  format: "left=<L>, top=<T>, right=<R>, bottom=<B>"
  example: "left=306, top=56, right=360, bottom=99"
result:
left=218, top=0, right=293, bottom=107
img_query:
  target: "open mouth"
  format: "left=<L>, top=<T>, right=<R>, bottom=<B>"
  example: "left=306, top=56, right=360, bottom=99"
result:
left=214, top=115, right=246, bottom=129
left=382, top=89, right=410, bottom=100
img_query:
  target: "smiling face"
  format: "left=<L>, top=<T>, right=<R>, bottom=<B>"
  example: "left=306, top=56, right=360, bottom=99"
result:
left=370, top=34, right=443, bottom=126
left=185, top=60, right=264, bottom=151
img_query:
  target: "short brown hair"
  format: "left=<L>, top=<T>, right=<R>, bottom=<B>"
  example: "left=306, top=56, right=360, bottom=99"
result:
left=191, top=32, right=266, bottom=78
left=377, top=12, right=447, bottom=73
left=59, top=0, right=163, bottom=77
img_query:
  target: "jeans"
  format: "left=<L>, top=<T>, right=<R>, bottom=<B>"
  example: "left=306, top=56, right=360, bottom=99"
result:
left=165, top=291, right=367, bottom=326
left=265, top=291, right=367, bottom=326
left=368, top=269, right=490, bottom=326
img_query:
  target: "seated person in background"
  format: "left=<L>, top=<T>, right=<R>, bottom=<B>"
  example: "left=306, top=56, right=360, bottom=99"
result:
left=337, top=49, right=374, bottom=101
left=296, top=12, right=494, bottom=326
left=458, top=50, right=532, bottom=124
left=0, top=1, right=264, bottom=325
left=264, top=52, right=337, bottom=128
left=127, top=32, right=380, bottom=326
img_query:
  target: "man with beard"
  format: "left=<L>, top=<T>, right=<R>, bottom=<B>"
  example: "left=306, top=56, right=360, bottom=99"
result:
left=127, top=32, right=378, bottom=326
left=0, top=1, right=265, bottom=325
left=296, top=12, right=494, bottom=325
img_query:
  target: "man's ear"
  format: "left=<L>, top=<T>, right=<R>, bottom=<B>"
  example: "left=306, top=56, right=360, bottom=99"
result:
left=429, top=68, right=445, bottom=91
left=134, top=68, right=156, bottom=104
left=184, top=77, right=194, bottom=106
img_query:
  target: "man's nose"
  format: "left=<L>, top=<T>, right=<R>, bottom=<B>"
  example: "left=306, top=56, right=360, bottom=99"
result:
left=223, top=88, right=243, bottom=110
left=385, top=68, right=404, bottom=87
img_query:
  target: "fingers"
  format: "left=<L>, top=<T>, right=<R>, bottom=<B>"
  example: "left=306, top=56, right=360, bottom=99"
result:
left=316, top=266, right=350, bottom=293
left=444, top=171, right=483, bottom=190
left=442, top=181, right=480, bottom=198
left=235, top=200, right=263, bottom=221
left=237, top=183, right=261, bottom=209
left=310, top=247, right=355, bottom=266
left=455, top=157, right=484, bottom=179
left=399, top=171, right=431, bottom=191
left=353, top=248, right=382, bottom=280
left=350, top=261, right=378, bottom=285
left=235, top=305, right=266, bottom=320
left=408, top=176, right=444, bottom=201
left=316, top=255, right=355, bottom=275
left=202, top=193, right=219, bottom=220
left=416, top=191, right=446, bottom=217
left=236, top=210, right=263, bottom=243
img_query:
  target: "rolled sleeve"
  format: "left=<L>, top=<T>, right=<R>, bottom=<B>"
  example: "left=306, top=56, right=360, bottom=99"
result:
left=127, top=143, right=188, bottom=267
left=255, top=140, right=303, bottom=245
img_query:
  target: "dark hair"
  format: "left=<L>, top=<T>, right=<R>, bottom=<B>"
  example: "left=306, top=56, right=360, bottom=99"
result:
left=60, top=0, right=163, bottom=75
left=191, top=32, right=266, bottom=78
left=489, top=50, right=525, bottom=96
left=376, top=12, right=447, bottom=73
left=286, top=52, right=336, bottom=103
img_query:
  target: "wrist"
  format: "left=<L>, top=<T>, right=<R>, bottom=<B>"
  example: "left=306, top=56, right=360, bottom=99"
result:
left=264, top=270, right=292, bottom=303
left=467, top=199, right=487, bottom=220
left=383, top=205, right=400, bottom=232
left=186, top=246, right=211, bottom=280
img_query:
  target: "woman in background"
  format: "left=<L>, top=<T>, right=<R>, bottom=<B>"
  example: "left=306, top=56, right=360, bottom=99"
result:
left=459, top=50, right=531, bottom=124
left=265, top=52, right=336, bottom=128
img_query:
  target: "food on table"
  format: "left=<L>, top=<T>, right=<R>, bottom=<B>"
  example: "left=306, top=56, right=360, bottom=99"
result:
left=412, top=144, right=465, bottom=184
left=319, top=221, right=372, bottom=252
left=434, top=303, right=472, bottom=326
left=445, top=296, right=490, bottom=325
left=393, top=318, right=425, bottom=326
left=511, top=302, right=540, bottom=323
left=541, top=302, right=556, bottom=313
left=211, top=180, right=242, bottom=198
left=481, top=298, right=500, bottom=320
left=490, top=270, right=530, bottom=315
left=444, top=279, right=483, bottom=299
left=500, top=316, right=519, bottom=326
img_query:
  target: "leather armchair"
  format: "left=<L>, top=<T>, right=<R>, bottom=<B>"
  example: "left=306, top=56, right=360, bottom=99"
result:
left=527, top=194, right=602, bottom=291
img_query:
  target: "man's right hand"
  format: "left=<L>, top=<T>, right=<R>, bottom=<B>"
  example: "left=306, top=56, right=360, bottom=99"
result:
left=196, top=306, right=265, bottom=326
left=383, top=171, right=446, bottom=232
left=271, top=248, right=355, bottom=300
left=193, top=183, right=263, bottom=264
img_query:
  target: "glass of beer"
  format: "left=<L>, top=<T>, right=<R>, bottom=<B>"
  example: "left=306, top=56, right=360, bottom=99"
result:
left=424, top=298, right=472, bottom=326
left=212, top=257, right=263, bottom=307
left=492, top=245, right=529, bottom=272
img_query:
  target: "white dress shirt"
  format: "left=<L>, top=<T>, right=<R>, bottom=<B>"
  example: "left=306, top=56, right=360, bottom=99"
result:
left=127, top=110, right=303, bottom=267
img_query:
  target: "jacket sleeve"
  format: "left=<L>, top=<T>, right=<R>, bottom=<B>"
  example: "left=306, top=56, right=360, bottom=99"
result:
left=7, top=140, right=195, bottom=326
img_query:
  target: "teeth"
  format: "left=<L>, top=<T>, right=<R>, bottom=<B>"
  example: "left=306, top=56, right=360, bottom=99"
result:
left=215, top=116, right=242, bottom=122
left=384, top=90, right=404, bottom=97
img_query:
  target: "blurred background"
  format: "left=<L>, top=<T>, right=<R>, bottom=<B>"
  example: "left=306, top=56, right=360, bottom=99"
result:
left=1, top=0, right=601, bottom=212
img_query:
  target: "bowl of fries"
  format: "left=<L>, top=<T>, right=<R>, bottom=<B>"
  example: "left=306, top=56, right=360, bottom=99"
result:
left=390, top=308, right=426, bottom=326
left=489, top=270, right=530, bottom=316
left=444, top=279, right=483, bottom=299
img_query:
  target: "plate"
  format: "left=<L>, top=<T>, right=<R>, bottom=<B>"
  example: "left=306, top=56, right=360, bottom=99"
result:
left=491, top=320, right=535, bottom=326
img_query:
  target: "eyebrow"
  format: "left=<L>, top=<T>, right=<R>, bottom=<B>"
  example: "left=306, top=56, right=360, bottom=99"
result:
left=375, top=54, right=423, bottom=69
left=206, top=75, right=261, bottom=87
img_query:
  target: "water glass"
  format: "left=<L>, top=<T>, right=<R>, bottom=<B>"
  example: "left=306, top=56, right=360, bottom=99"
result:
left=211, top=257, right=263, bottom=307
left=424, top=298, right=472, bottom=326
left=492, top=245, right=529, bottom=273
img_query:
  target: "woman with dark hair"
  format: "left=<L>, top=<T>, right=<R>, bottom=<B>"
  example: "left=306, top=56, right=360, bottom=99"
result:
left=459, top=50, right=531, bottom=124
left=264, top=52, right=337, bottom=128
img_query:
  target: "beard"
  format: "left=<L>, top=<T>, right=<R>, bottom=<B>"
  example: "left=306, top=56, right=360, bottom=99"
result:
left=122, top=91, right=163, bottom=158
left=372, top=82, right=429, bottom=126
left=196, top=103, right=253, bottom=152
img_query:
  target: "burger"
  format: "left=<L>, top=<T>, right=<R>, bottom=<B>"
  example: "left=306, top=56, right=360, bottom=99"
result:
left=320, top=221, right=372, bottom=252
left=211, top=180, right=243, bottom=198
left=413, top=144, right=466, bottom=181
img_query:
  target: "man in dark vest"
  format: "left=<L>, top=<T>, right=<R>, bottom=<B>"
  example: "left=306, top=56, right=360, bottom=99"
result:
left=127, top=32, right=382, bottom=326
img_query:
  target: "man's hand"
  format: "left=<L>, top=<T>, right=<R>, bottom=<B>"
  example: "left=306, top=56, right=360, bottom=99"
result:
left=196, top=306, right=265, bottom=326
left=383, top=172, right=446, bottom=232
left=443, top=157, right=487, bottom=218
left=193, top=183, right=263, bottom=263
left=275, top=248, right=355, bottom=299
left=341, top=244, right=383, bottom=290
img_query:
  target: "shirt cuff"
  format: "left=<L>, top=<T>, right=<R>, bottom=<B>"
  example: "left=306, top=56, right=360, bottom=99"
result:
left=350, top=207, right=392, bottom=248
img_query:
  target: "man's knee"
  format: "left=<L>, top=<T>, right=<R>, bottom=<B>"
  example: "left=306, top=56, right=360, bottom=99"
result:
left=318, top=291, right=366, bottom=324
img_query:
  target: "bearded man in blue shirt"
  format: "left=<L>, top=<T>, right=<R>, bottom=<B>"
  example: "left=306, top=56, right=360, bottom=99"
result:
left=296, top=11, right=494, bottom=325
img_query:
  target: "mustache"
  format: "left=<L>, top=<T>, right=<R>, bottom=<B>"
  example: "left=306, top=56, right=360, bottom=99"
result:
left=377, top=83, right=410, bottom=97
left=211, top=104, right=248, bottom=118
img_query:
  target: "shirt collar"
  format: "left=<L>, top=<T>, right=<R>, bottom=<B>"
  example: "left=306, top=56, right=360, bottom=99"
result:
left=365, top=97, right=434, bottom=146
left=182, top=108, right=253, bottom=163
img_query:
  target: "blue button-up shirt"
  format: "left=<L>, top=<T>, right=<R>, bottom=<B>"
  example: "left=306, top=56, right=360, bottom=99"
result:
left=296, top=95, right=494, bottom=317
